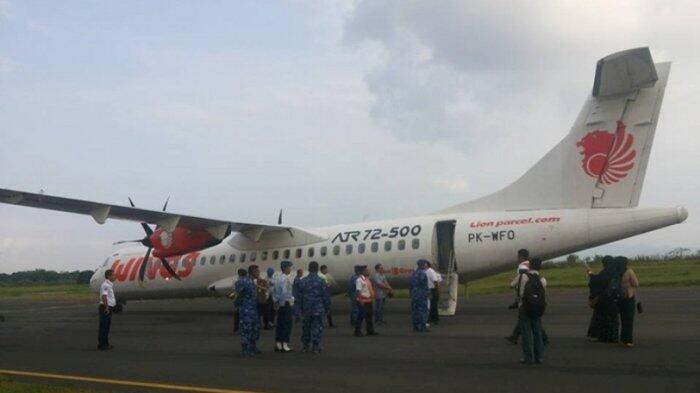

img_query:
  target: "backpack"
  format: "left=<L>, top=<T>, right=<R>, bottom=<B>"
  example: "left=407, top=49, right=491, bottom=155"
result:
left=522, top=273, right=547, bottom=318
left=604, top=276, right=624, bottom=304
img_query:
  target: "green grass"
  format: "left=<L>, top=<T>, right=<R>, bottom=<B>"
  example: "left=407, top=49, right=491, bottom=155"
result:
left=394, top=259, right=700, bottom=297
left=0, top=376, right=107, bottom=393
left=0, top=283, right=94, bottom=302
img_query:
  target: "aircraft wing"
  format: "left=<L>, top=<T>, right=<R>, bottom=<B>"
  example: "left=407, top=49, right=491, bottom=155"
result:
left=0, top=188, right=301, bottom=241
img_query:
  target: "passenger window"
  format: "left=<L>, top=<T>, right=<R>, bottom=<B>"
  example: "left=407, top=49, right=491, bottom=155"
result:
left=219, top=255, right=226, bottom=264
left=250, top=251, right=257, bottom=262
left=358, top=243, right=366, bottom=254
left=345, top=244, right=353, bottom=255
left=295, top=248, right=302, bottom=258
left=241, top=253, right=247, bottom=263
left=412, top=238, right=420, bottom=249
left=262, top=251, right=268, bottom=261
left=209, top=256, right=216, bottom=265
left=332, top=245, right=340, bottom=256
left=308, top=248, right=315, bottom=258
left=284, top=249, right=291, bottom=259
left=229, top=254, right=236, bottom=263
left=320, top=246, right=327, bottom=257
left=371, top=242, right=379, bottom=253
left=200, top=256, right=206, bottom=266
left=384, top=241, right=392, bottom=252
left=398, top=239, right=406, bottom=250
left=273, top=250, right=279, bottom=260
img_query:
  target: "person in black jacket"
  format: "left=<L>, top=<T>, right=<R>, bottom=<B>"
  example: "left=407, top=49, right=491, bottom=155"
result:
left=590, top=256, right=621, bottom=343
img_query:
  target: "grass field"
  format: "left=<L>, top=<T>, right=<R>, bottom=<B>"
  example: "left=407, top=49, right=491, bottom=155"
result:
left=463, top=258, right=700, bottom=296
left=0, top=283, right=93, bottom=302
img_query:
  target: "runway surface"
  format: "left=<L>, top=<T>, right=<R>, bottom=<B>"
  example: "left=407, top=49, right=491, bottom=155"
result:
left=1, top=288, right=699, bottom=393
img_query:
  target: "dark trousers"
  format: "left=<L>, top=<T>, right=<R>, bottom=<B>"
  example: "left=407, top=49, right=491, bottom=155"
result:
left=519, top=309, right=544, bottom=362
left=97, top=305, right=112, bottom=348
left=587, top=307, right=605, bottom=339
left=275, top=303, right=293, bottom=343
left=599, top=307, right=620, bottom=343
left=258, top=303, right=273, bottom=328
left=619, top=297, right=636, bottom=344
left=355, top=301, right=363, bottom=329
left=326, top=309, right=334, bottom=327
left=429, top=288, right=440, bottom=322
left=510, top=319, right=549, bottom=343
left=356, top=302, right=375, bottom=333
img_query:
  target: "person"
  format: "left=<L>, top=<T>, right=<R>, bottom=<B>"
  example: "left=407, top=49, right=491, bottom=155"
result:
left=97, top=269, right=116, bottom=350
left=265, top=267, right=276, bottom=329
left=597, top=256, right=622, bottom=343
left=585, top=257, right=610, bottom=341
left=272, top=261, right=295, bottom=353
left=255, top=270, right=272, bottom=330
left=505, top=249, right=530, bottom=344
left=618, top=257, right=639, bottom=347
left=517, top=258, right=547, bottom=364
left=298, top=261, right=331, bottom=353
left=355, top=265, right=378, bottom=336
left=410, top=260, right=430, bottom=332
left=371, top=263, right=393, bottom=325
left=319, top=265, right=336, bottom=328
left=235, top=265, right=261, bottom=357
left=292, top=268, right=304, bottom=323
left=230, top=270, right=245, bottom=334
left=426, top=262, right=441, bottom=325
left=347, top=265, right=361, bottom=328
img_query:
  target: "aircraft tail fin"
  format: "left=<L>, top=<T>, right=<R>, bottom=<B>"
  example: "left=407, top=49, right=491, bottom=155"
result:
left=440, top=47, right=670, bottom=213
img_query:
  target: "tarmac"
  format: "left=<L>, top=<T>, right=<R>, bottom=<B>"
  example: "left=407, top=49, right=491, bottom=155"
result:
left=0, top=288, right=699, bottom=393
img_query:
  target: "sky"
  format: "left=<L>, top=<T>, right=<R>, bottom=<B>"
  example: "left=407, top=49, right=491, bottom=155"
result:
left=1, top=1, right=698, bottom=273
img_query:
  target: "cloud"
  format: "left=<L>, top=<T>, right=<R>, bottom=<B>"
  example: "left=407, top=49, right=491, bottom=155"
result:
left=343, top=0, right=700, bottom=147
left=0, top=56, right=18, bottom=73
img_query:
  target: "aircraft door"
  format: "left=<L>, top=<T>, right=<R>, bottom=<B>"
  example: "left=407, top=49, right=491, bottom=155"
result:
left=434, top=221, right=458, bottom=316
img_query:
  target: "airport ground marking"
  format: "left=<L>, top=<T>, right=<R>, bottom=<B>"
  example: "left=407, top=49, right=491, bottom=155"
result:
left=0, top=369, right=259, bottom=393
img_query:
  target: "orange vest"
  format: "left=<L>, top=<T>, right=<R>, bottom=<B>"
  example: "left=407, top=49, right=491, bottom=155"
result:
left=357, top=276, right=375, bottom=304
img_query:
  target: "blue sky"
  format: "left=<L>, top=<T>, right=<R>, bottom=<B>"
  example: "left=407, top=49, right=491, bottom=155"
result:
left=1, top=1, right=699, bottom=273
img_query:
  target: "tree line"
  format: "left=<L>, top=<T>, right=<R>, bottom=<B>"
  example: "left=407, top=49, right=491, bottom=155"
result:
left=0, top=269, right=94, bottom=285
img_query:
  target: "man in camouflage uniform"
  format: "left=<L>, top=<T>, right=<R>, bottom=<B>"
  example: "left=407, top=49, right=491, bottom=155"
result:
left=410, top=259, right=430, bottom=332
left=299, top=261, right=331, bottom=353
left=235, top=265, right=262, bottom=357
left=347, top=265, right=361, bottom=328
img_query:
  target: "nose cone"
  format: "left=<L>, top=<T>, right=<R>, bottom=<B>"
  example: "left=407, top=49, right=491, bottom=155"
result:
left=676, top=206, right=689, bottom=223
left=89, top=271, right=101, bottom=293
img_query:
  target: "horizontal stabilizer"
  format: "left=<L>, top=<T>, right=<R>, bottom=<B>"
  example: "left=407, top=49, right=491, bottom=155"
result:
left=593, top=47, right=658, bottom=97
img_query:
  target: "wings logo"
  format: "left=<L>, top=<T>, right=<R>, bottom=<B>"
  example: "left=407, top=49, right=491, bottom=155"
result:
left=576, top=120, right=636, bottom=184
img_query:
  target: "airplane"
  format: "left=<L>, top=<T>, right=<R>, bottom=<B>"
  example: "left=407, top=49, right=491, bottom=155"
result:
left=0, top=47, right=688, bottom=314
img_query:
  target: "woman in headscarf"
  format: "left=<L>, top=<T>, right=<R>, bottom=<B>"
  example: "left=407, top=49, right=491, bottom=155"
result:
left=618, top=257, right=639, bottom=347
left=586, top=256, right=612, bottom=340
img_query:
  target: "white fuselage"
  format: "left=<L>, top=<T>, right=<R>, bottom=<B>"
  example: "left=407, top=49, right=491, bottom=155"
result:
left=89, top=206, right=688, bottom=301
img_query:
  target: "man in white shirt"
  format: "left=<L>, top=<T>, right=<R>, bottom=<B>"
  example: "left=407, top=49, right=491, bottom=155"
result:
left=515, top=258, right=547, bottom=364
left=355, top=265, right=378, bottom=336
left=272, top=261, right=295, bottom=352
left=98, top=269, right=116, bottom=350
left=426, top=262, right=441, bottom=324
left=506, top=248, right=530, bottom=344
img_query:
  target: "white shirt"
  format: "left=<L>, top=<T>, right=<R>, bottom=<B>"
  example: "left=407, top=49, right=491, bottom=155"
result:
left=426, top=267, right=440, bottom=289
left=510, top=270, right=547, bottom=301
left=100, top=279, right=116, bottom=307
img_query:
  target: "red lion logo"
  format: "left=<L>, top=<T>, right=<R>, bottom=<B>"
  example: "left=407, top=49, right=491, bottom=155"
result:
left=576, top=121, right=636, bottom=185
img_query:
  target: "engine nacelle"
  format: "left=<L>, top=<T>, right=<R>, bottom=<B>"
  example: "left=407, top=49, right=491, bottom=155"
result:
left=150, top=227, right=218, bottom=257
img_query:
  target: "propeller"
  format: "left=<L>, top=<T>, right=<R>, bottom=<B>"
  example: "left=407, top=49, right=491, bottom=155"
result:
left=114, top=197, right=181, bottom=285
